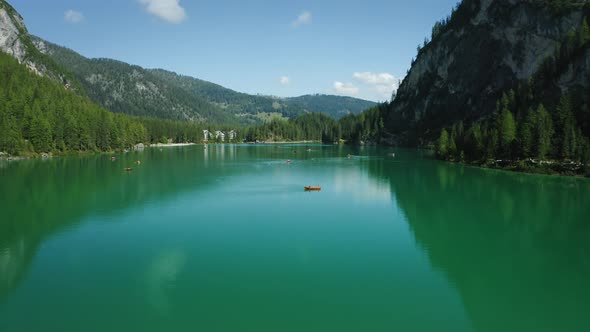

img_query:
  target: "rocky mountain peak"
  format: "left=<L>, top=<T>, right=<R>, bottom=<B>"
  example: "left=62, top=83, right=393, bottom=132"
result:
left=0, top=0, right=28, bottom=62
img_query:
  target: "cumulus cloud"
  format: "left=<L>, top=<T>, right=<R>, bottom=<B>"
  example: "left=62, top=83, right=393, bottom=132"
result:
left=139, top=0, right=186, bottom=24
left=291, top=11, right=312, bottom=27
left=279, top=76, right=290, bottom=85
left=64, top=10, right=84, bottom=23
left=333, top=81, right=359, bottom=96
left=353, top=72, right=395, bottom=85
left=353, top=71, right=399, bottom=100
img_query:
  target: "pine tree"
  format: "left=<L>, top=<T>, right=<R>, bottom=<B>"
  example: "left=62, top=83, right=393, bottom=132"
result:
left=0, top=114, right=22, bottom=155
left=556, top=95, right=575, bottom=158
left=29, top=115, right=52, bottom=152
left=437, top=128, right=449, bottom=159
left=499, top=108, right=516, bottom=158
left=578, top=18, right=590, bottom=46
left=535, top=104, right=554, bottom=159
left=521, top=107, right=537, bottom=158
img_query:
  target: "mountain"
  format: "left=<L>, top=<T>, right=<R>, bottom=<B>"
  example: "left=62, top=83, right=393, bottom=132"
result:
left=386, top=0, right=590, bottom=144
left=376, top=0, right=590, bottom=168
left=0, top=0, right=79, bottom=90
left=286, top=94, right=376, bottom=119
left=149, top=69, right=376, bottom=120
left=30, top=39, right=236, bottom=124
left=0, top=1, right=212, bottom=156
left=33, top=38, right=375, bottom=124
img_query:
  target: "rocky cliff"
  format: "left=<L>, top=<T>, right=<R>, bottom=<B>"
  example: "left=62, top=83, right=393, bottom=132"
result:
left=387, top=0, right=590, bottom=144
left=0, top=0, right=75, bottom=87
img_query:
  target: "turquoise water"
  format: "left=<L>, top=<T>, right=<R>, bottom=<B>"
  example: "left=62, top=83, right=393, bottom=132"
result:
left=1, top=144, right=589, bottom=331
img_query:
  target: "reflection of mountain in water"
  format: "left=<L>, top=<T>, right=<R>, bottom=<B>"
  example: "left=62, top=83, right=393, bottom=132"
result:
left=0, top=145, right=248, bottom=300
left=367, top=153, right=590, bottom=332
left=0, top=144, right=344, bottom=301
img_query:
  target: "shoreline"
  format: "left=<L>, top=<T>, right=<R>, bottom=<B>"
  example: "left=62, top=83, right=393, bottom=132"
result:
left=243, top=140, right=321, bottom=144
left=150, top=143, right=196, bottom=148
left=438, top=158, right=590, bottom=179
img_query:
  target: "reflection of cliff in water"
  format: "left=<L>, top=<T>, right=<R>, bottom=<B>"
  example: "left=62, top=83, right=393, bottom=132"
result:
left=0, top=146, right=247, bottom=301
left=367, top=153, right=590, bottom=332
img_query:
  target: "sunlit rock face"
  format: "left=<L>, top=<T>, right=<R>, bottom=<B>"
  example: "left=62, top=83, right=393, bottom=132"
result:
left=0, top=2, right=72, bottom=83
left=0, top=4, right=28, bottom=62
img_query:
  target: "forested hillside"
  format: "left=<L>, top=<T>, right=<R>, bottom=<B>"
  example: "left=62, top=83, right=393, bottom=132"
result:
left=332, top=0, right=590, bottom=174
left=36, top=38, right=375, bottom=124
left=33, top=40, right=235, bottom=124
left=0, top=51, right=211, bottom=155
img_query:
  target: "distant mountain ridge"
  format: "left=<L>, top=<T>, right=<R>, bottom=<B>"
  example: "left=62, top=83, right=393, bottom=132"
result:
left=32, top=38, right=375, bottom=124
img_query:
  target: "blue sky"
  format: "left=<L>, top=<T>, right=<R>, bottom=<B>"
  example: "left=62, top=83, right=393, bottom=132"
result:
left=10, top=0, right=458, bottom=102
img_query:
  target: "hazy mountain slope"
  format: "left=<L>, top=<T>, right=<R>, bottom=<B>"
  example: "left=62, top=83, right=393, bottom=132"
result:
left=147, top=69, right=305, bottom=120
left=149, top=69, right=376, bottom=119
left=287, top=94, right=376, bottom=119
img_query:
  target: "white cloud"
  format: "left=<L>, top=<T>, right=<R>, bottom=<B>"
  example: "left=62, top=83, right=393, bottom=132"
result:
left=333, top=81, right=359, bottom=96
left=279, top=76, right=290, bottom=85
left=353, top=71, right=399, bottom=100
left=64, top=10, right=84, bottom=23
left=139, top=0, right=186, bottom=24
left=291, top=11, right=312, bottom=28
left=353, top=72, right=395, bottom=85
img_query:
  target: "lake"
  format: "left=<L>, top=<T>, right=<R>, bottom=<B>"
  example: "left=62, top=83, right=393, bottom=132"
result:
left=1, top=144, right=589, bottom=332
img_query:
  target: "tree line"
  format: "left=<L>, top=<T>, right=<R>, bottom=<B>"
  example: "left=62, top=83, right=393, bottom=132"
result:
left=239, top=103, right=392, bottom=144
left=435, top=14, right=590, bottom=173
left=436, top=91, right=590, bottom=167
left=0, top=52, right=217, bottom=155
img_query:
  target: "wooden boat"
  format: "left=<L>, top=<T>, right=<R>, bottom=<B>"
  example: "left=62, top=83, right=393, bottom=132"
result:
left=304, top=186, right=321, bottom=191
left=124, top=167, right=133, bottom=172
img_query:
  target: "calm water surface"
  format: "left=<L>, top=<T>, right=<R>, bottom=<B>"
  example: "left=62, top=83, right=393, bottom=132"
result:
left=0, top=144, right=589, bottom=332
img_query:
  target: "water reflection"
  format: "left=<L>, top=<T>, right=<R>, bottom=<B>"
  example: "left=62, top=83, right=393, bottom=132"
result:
left=0, top=146, right=242, bottom=300
left=2, top=145, right=589, bottom=332
left=366, top=152, right=590, bottom=332
left=146, top=249, right=187, bottom=315
left=0, top=144, right=349, bottom=300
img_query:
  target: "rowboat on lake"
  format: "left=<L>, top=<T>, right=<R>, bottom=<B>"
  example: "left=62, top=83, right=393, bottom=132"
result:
left=304, top=186, right=321, bottom=191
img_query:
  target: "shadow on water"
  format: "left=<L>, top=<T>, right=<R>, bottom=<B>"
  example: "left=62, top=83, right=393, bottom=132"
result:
left=366, top=150, right=590, bottom=332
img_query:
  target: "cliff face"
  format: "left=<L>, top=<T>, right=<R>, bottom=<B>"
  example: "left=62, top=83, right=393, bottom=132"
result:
left=0, top=1, right=39, bottom=73
left=387, top=0, right=590, bottom=144
left=0, top=1, right=75, bottom=86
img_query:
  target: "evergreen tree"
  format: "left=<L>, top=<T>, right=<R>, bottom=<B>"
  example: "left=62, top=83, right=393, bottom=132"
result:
left=535, top=104, right=554, bottom=159
left=0, top=114, right=21, bottom=155
left=578, top=18, right=590, bottom=46
left=437, top=128, right=449, bottom=158
left=29, top=115, right=52, bottom=152
left=499, top=108, right=516, bottom=158
left=521, top=107, right=536, bottom=158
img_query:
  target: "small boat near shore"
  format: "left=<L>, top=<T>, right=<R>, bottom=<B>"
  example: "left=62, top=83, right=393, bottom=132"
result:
left=304, top=186, right=321, bottom=191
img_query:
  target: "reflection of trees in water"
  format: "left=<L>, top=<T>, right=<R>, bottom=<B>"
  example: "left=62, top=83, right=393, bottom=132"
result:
left=0, top=146, right=244, bottom=300
left=0, top=144, right=349, bottom=300
left=0, top=236, right=38, bottom=301
left=367, top=156, right=590, bottom=332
